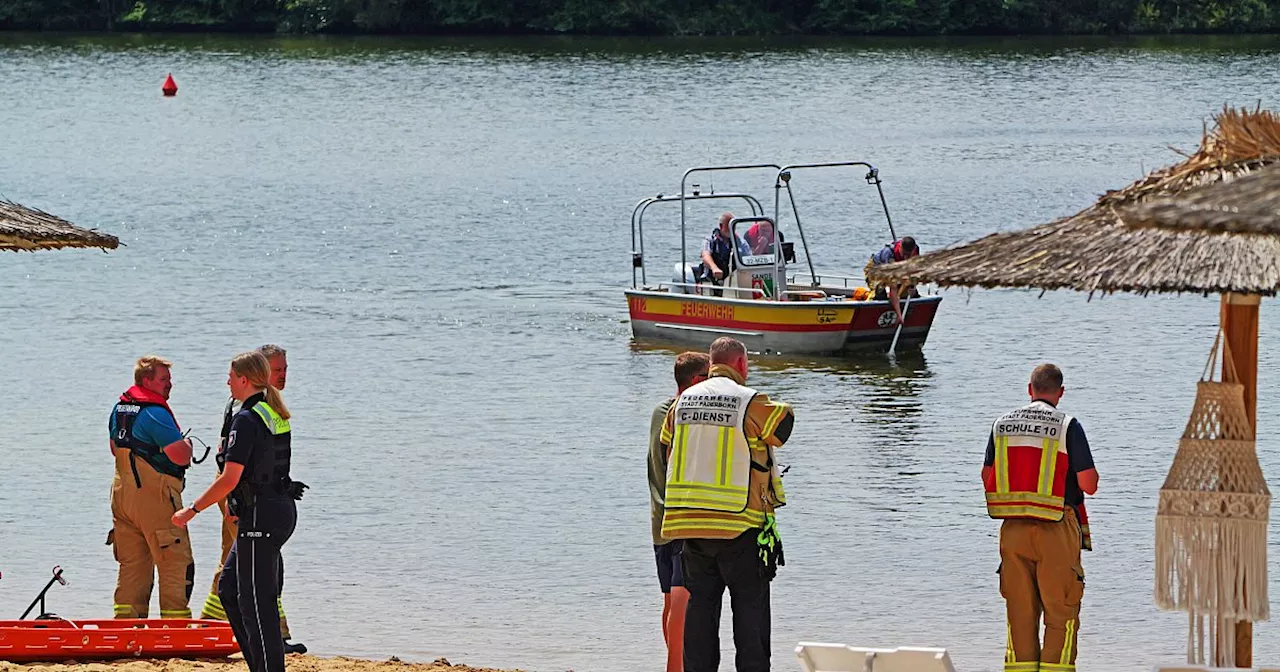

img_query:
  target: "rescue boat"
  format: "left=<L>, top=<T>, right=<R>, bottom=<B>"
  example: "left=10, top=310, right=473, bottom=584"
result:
left=626, top=161, right=942, bottom=355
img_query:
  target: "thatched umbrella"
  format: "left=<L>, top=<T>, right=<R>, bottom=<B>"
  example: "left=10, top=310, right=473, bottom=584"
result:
left=1123, top=162, right=1280, bottom=235
left=0, top=199, right=120, bottom=252
left=868, top=106, right=1280, bottom=668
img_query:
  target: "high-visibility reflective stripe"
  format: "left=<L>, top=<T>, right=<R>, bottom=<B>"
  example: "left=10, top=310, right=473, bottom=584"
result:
left=986, top=492, right=1065, bottom=507
left=667, top=487, right=748, bottom=502
left=1060, top=618, right=1076, bottom=664
left=718, top=427, right=732, bottom=486
left=113, top=604, right=137, bottom=616
left=672, top=426, right=688, bottom=483
left=160, top=608, right=192, bottom=618
left=201, top=592, right=227, bottom=620
left=994, top=436, right=1010, bottom=493
left=662, top=508, right=766, bottom=534
left=1037, top=437, right=1057, bottom=496
left=761, top=403, right=787, bottom=439
left=252, top=402, right=291, bottom=435
left=1040, top=663, right=1075, bottom=672
left=1003, top=664, right=1040, bottom=672
left=666, top=485, right=750, bottom=509
left=669, top=482, right=750, bottom=495
left=1005, top=621, right=1015, bottom=663
left=985, top=503, right=1067, bottom=521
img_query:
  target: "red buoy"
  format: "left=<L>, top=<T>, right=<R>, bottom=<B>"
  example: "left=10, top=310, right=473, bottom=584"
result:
left=161, top=73, right=178, bottom=97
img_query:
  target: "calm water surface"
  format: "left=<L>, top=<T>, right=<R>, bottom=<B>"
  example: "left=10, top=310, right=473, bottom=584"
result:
left=3, top=32, right=1280, bottom=672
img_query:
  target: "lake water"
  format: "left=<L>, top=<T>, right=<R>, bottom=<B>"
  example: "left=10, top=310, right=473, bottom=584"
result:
left=3, top=32, right=1280, bottom=672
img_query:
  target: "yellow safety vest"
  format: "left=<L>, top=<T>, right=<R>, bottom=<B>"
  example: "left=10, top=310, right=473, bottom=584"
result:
left=985, top=401, right=1072, bottom=522
left=662, top=376, right=778, bottom=539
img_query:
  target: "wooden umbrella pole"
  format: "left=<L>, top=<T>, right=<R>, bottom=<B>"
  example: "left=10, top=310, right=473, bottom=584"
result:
left=1221, top=292, right=1261, bottom=667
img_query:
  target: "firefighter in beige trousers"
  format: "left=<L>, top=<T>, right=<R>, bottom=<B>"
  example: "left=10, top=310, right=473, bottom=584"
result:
left=983, top=364, right=1099, bottom=672
left=108, top=356, right=195, bottom=618
left=199, top=344, right=300, bottom=653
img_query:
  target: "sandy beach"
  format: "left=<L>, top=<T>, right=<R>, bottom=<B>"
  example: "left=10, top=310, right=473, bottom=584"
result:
left=0, top=657, right=522, bottom=672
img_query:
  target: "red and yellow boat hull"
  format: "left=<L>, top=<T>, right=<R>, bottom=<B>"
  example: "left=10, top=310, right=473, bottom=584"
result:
left=625, top=290, right=941, bottom=355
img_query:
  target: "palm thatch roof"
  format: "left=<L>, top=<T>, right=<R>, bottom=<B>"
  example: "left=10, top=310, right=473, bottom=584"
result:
left=0, top=199, right=120, bottom=252
left=1122, top=162, right=1280, bottom=235
left=867, top=107, right=1280, bottom=297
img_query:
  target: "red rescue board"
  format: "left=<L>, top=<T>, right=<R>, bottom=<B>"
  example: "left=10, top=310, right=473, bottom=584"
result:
left=0, top=619, right=238, bottom=663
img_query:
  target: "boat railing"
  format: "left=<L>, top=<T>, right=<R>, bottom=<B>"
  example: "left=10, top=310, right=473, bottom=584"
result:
left=632, top=190, right=765, bottom=288
left=648, top=283, right=829, bottom=302
left=790, top=272, right=867, bottom=289
left=658, top=282, right=765, bottom=299
left=780, top=289, right=830, bottom=300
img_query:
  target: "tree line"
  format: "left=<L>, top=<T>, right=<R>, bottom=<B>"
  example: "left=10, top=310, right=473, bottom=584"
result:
left=3, top=0, right=1278, bottom=34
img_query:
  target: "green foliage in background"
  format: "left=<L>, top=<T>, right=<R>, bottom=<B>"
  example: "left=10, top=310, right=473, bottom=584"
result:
left=2, top=0, right=1278, bottom=34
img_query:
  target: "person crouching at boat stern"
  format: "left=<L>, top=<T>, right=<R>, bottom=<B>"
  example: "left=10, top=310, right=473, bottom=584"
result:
left=697, top=212, right=751, bottom=295
left=865, top=236, right=919, bottom=322
left=201, top=344, right=304, bottom=655
left=650, top=351, right=710, bottom=672
left=173, top=351, right=307, bottom=672
left=660, top=337, right=794, bottom=672
left=108, top=354, right=196, bottom=619
left=983, top=364, right=1099, bottom=672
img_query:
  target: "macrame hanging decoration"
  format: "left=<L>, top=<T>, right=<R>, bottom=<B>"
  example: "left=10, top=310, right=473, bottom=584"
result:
left=1155, top=331, right=1271, bottom=667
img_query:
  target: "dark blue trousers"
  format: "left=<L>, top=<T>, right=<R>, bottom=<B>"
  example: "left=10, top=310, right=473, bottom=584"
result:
left=218, top=496, right=297, bottom=672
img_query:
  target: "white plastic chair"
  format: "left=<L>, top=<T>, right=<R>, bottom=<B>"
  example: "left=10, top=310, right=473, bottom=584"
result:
left=1153, top=666, right=1280, bottom=672
left=796, top=642, right=957, bottom=672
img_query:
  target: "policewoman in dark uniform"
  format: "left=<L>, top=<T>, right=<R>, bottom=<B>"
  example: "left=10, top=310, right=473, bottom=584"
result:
left=173, top=351, right=306, bottom=672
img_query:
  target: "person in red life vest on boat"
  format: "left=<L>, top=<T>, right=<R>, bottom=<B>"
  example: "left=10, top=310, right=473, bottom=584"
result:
left=107, top=355, right=196, bottom=619
left=743, top=219, right=783, bottom=256
left=982, top=364, right=1099, bottom=672
left=865, top=236, right=919, bottom=323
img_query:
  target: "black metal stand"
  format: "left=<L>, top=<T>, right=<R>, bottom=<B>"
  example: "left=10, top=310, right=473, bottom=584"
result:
left=20, top=566, right=67, bottom=620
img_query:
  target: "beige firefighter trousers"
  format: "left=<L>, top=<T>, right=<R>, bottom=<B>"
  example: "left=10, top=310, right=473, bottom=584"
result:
left=108, top=449, right=194, bottom=619
left=999, top=506, right=1086, bottom=672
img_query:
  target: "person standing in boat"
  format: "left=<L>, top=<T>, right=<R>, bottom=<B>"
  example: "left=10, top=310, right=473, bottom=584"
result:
left=659, top=337, right=794, bottom=672
left=201, top=344, right=305, bottom=655
left=649, top=351, right=709, bottom=672
left=697, top=212, right=751, bottom=295
left=983, top=364, right=1098, bottom=672
left=864, top=236, right=919, bottom=322
left=108, top=355, right=195, bottom=619
left=173, top=351, right=307, bottom=672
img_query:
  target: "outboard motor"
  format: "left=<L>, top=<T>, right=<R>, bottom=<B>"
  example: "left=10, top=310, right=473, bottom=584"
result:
left=672, top=262, right=701, bottom=295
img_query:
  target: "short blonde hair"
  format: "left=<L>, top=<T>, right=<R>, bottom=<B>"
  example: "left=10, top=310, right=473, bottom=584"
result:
left=134, top=355, right=173, bottom=386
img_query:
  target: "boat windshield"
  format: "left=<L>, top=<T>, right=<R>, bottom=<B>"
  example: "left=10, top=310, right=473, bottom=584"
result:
left=733, top=218, right=778, bottom=267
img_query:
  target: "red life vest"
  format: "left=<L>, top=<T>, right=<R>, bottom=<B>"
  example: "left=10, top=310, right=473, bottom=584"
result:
left=892, top=239, right=906, bottom=261
left=985, top=400, right=1072, bottom=522
left=120, top=385, right=180, bottom=429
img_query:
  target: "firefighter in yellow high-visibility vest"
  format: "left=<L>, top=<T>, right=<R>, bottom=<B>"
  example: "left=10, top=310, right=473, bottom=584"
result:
left=199, top=344, right=304, bottom=654
left=659, top=337, right=794, bottom=672
left=982, top=364, right=1099, bottom=672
